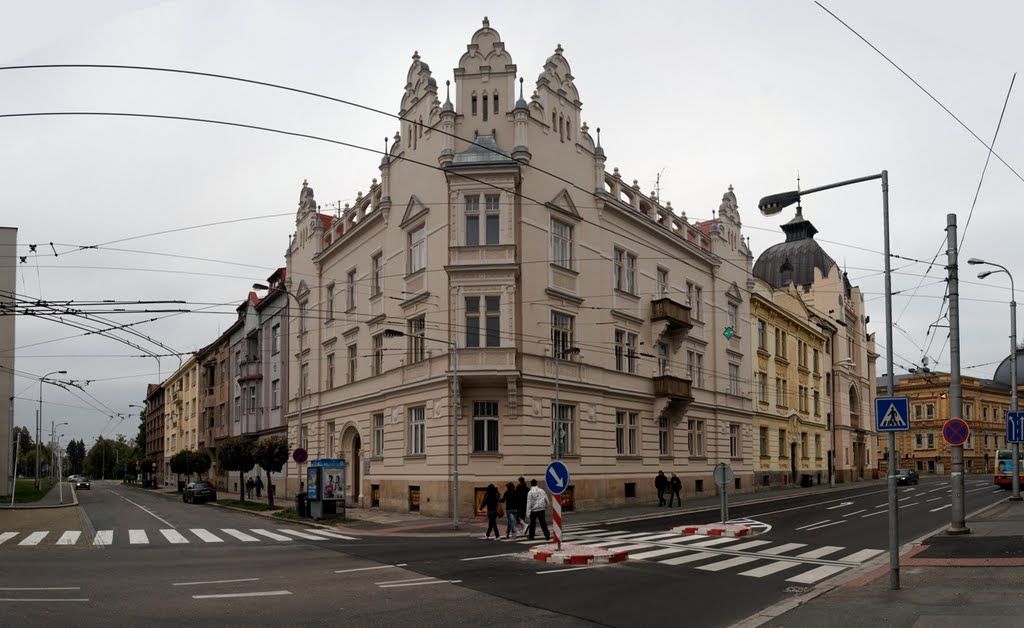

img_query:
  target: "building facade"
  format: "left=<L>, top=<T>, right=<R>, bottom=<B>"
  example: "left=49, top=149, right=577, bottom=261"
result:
left=143, top=383, right=165, bottom=485
left=197, top=331, right=232, bottom=486
left=0, top=227, right=15, bottom=497
left=162, top=356, right=198, bottom=483
left=284, top=19, right=755, bottom=516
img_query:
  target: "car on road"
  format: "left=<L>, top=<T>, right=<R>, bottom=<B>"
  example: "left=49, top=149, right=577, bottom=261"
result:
left=75, top=477, right=91, bottom=490
left=183, top=481, right=217, bottom=504
left=895, top=469, right=919, bottom=485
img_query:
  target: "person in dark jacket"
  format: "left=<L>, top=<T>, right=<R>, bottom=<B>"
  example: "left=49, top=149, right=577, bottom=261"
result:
left=501, top=482, right=519, bottom=538
left=481, top=484, right=501, bottom=539
left=668, top=473, right=682, bottom=507
left=515, top=476, right=529, bottom=533
left=655, top=470, right=668, bottom=506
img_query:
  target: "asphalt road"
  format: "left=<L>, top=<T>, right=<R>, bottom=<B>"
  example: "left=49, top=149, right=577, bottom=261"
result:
left=0, top=476, right=1008, bottom=627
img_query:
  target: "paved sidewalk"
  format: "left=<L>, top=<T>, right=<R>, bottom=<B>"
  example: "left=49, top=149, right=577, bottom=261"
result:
left=0, top=481, right=76, bottom=509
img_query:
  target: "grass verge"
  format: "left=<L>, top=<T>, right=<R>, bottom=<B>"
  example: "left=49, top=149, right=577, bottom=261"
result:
left=11, top=479, right=54, bottom=503
left=217, top=499, right=279, bottom=512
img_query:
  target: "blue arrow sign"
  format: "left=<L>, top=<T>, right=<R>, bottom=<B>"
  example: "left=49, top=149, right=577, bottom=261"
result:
left=1007, top=411, right=1024, bottom=444
left=545, top=460, right=570, bottom=495
left=875, top=396, right=910, bottom=432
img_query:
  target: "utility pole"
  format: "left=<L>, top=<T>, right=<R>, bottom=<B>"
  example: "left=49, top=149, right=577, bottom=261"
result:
left=947, top=213, right=969, bottom=534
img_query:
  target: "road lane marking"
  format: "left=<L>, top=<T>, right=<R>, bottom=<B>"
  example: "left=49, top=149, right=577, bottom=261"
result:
left=898, top=501, right=920, bottom=509
left=249, top=529, right=291, bottom=542
left=220, top=529, right=259, bottom=542
left=0, top=598, right=90, bottom=602
left=0, top=587, right=80, bottom=591
left=786, top=564, right=847, bottom=583
left=630, top=547, right=691, bottom=560
left=0, top=533, right=17, bottom=545
left=193, top=590, right=291, bottom=599
left=302, top=529, right=358, bottom=540
left=838, top=549, right=885, bottom=562
left=378, top=580, right=453, bottom=589
left=120, top=496, right=175, bottom=528
left=875, top=503, right=887, bottom=508
left=842, top=509, right=867, bottom=517
left=537, top=566, right=598, bottom=574
left=129, top=530, right=149, bottom=545
left=757, top=543, right=806, bottom=555
left=826, top=501, right=855, bottom=510
left=159, top=529, right=189, bottom=544
left=56, top=531, right=81, bottom=545
left=795, top=520, right=831, bottom=530
left=930, top=504, right=952, bottom=512
left=740, top=560, right=800, bottom=578
left=795, top=546, right=843, bottom=559
left=898, top=496, right=916, bottom=502
left=190, top=529, right=223, bottom=543
left=993, top=489, right=1006, bottom=494
left=861, top=510, right=887, bottom=518
left=460, top=553, right=516, bottom=561
left=277, top=529, right=326, bottom=540
left=335, top=565, right=400, bottom=573
left=697, top=555, right=762, bottom=572
left=93, top=531, right=113, bottom=546
left=18, top=532, right=48, bottom=546
left=926, top=497, right=943, bottom=502
left=803, top=521, right=846, bottom=531
left=174, top=578, right=259, bottom=586
left=966, top=486, right=993, bottom=493
left=659, top=551, right=717, bottom=565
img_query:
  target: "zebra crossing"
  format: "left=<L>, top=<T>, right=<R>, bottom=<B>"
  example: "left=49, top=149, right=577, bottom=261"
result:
left=495, top=527, right=883, bottom=583
left=0, top=527, right=359, bottom=549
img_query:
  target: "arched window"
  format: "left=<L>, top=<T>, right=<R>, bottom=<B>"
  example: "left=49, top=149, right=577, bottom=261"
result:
left=493, top=92, right=499, bottom=114
left=472, top=94, right=478, bottom=116
left=849, top=385, right=860, bottom=428
left=552, top=110, right=557, bottom=131
left=566, top=117, right=571, bottom=141
left=482, top=94, right=489, bottom=121
left=559, top=114, right=564, bottom=142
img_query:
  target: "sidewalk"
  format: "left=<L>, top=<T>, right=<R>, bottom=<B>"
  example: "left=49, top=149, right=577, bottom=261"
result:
left=0, top=481, right=76, bottom=509
left=740, top=496, right=1024, bottom=627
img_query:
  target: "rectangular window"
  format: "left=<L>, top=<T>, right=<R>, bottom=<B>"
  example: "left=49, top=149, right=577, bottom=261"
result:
left=485, top=296, right=500, bottom=347
left=551, top=311, right=574, bottom=356
left=553, top=404, right=575, bottom=456
left=801, top=432, right=808, bottom=458
left=371, top=253, right=383, bottom=297
left=326, top=284, right=335, bottom=320
left=687, top=351, right=704, bottom=387
left=658, top=417, right=670, bottom=456
left=758, top=372, right=768, bottom=403
left=656, top=268, right=669, bottom=298
left=300, top=362, right=309, bottom=395
left=927, top=432, right=935, bottom=448
left=299, top=302, right=307, bottom=334
left=615, top=411, right=639, bottom=456
left=727, top=303, right=738, bottom=329
left=813, top=349, right=820, bottom=374
left=466, top=295, right=500, bottom=349
left=759, top=426, right=769, bottom=457
left=798, top=341, right=807, bottom=368
left=347, top=344, right=357, bottom=384
left=914, top=404, right=922, bottom=420
left=347, top=269, right=357, bottom=310
left=465, top=195, right=480, bottom=246
left=300, top=425, right=309, bottom=450
left=757, top=320, right=767, bottom=350
left=326, top=353, right=335, bottom=389
left=687, top=419, right=705, bottom=457
left=915, top=433, right=923, bottom=449
left=983, top=406, right=989, bottom=420
left=614, top=330, right=638, bottom=374
left=271, top=379, right=280, bottom=408
left=409, top=406, right=426, bottom=455
left=815, top=434, right=822, bottom=459
left=778, top=429, right=787, bottom=458
left=657, top=342, right=669, bottom=376
left=965, top=403, right=973, bottom=420
left=327, top=421, right=336, bottom=457
left=776, top=377, right=786, bottom=407
left=372, top=334, right=384, bottom=376
left=551, top=219, right=574, bottom=269
left=373, top=413, right=384, bottom=457
left=613, top=247, right=637, bottom=295
left=248, top=387, right=256, bottom=413
left=271, top=324, right=280, bottom=354
left=465, top=297, right=480, bottom=348
left=473, top=401, right=500, bottom=452
left=730, top=424, right=740, bottom=457
left=926, top=404, right=935, bottom=420
left=484, top=194, right=500, bottom=245
left=728, top=363, right=739, bottom=396
left=814, top=390, right=821, bottom=416
left=686, top=282, right=703, bottom=321
left=408, top=316, right=426, bottom=363
left=409, top=225, right=426, bottom=273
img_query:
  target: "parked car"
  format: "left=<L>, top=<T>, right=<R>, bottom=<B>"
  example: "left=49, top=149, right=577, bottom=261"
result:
left=183, top=481, right=217, bottom=504
left=75, top=477, right=91, bottom=490
left=895, top=469, right=919, bottom=486
left=68, top=474, right=80, bottom=482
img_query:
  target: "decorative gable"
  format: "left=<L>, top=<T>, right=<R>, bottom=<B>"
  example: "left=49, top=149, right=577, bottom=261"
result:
left=400, top=195, right=430, bottom=229
left=546, top=188, right=580, bottom=220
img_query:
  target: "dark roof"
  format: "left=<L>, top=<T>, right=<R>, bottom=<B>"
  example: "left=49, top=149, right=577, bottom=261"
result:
left=993, top=348, right=1024, bottom=387
left=753, top=210, right=839, bottom=289
left=450, top=133, right=516, bottom=166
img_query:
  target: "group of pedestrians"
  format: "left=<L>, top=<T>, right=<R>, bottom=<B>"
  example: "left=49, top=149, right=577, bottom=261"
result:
left=245, top=475, right=264, bottom=499
left=655, top=470, right=682, bottom=507
left=478, top=477, right=552, bottom=541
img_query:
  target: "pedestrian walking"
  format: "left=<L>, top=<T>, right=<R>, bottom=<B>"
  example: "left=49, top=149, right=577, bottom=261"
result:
left=501, top=482, right=519, bottom=539
left=254, top=475, right=264, bottom=499
left=655, top=470, right=668, bottom=506
left=526, top=479, right=550, bottom=541
left=481, top=484, right=501, bottom=539
left=668, top=473, right=682, bottom=507
left=515, top=476, right=529, bottom=534
left=245, top=477, right=255, bottom=499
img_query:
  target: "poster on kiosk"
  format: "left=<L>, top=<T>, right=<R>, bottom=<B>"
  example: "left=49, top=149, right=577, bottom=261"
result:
left=306, top=459, right=346, bottom=519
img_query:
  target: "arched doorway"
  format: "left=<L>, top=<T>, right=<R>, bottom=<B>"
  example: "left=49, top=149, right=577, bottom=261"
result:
left=341, top=426, right=362, bottom=507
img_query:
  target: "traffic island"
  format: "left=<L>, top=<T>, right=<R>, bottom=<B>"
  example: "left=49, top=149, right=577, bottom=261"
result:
left=671, top=522, right=751, bottom=537
left=529, top=542, right=629, bottom=565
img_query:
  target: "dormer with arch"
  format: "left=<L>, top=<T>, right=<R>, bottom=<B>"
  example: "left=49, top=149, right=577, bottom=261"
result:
left=534, top=44, right=582, bottom=141
left=453, top=17, right=517, bottom=136
left=400, top=51, right=439, bottom=153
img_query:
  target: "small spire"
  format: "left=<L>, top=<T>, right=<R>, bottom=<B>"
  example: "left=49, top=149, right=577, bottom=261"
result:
left=515, top=77, right=528, bottom=109
left=519, top=77, right=524, bottom=100
left=596, top=127, right=602, bottom=147
left=796, top=170, right=801, bottom=192
left=555, top=43, right=564, bottom=55
left=482, top=16, right=489, bottom=28
left=412, top=50, right=420, bottom=62
left=381, top=136, right=389, bottom=166
left=442, top=80, right=454, bottom=112
left=302, top=178, right=308, bottom=187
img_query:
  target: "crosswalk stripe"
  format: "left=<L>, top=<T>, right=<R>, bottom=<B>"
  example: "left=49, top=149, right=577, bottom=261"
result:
left=159, top=529, right=189, bottom=544
left=596, top=543, right=653, bottom=553
left=563, top=531, right=619, bottom=538
left=630, top=547, right=691, bottom=560
left=302, top=529, right=358, bottom=541
left=0, top=532, right=19, bottom=545
left=94, top=531, right=113, bottom=546
left=739, top=560, right=801, bottom=578
left=249, top=529, right=292, bottom=542
left=221, top=529, right=259, bottom=542
left=786, top=564, right=848, bottom=584
left=795, top=545, right=844, bottom=559
left=277, top=529, right=326, bottom=541
left=757, top=542, right=806, bottom=555
left=129, top=530, right=149, bottom=545
left=624, top=533, right=683, bottom=542
left=838, top=548, right=885, bottom=563
left=697, top=555, right=762, bottom=572
left=19, top=532, right=48, bottom=546
left=190, top=529, right=223, bottom=543
left=720, top=540, right=772, bottom=552
left=608, top=532, right=664, bottom=540
left=687, top=537, right=741, bottom=548
left=659, top=551, right=717, bottom=566
left=56, top=531, right=81, bottom=545
left=659, top=535, right=715, bottom=544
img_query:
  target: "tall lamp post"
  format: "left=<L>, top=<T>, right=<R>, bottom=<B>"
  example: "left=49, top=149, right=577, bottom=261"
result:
left=37, top=370, right=67, bottom=490
left=383, top=328, right=460, bottom=529
left=254, top=282, right=302, bottom=498
left=554, top=346, right=580, bottom=460
left=968, top=257, right=1020, bottom=500
left=758, top=170, right=899, bottom=589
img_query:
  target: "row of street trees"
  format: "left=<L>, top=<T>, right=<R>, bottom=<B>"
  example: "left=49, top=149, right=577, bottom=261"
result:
left=217, top=435, right=288, bottom=507
left=10, top=426, right=88, bottom=478
left=169, top=449, right=211, bottom=486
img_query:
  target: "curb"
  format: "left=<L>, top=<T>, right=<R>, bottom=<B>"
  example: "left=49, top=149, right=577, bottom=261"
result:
left=672, top=523, right=750, bottom=537
left=530, top=543, right=629, bottom=565
left=0, top=483, right=79, bottom=510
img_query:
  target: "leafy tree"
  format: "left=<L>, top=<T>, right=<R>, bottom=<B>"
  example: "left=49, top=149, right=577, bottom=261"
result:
left=67, top=440, right=86, bottom=475
left=169, top=450, right=189, bottom=487
left=190, top=450, right=212, bottom=480
left=217, top=437, right=255, bottom=501
left=85, top=437, right=113, bottom=479
left=252, top=436, right=289, bottom=507
left=136, top=410, right=146, bottom=453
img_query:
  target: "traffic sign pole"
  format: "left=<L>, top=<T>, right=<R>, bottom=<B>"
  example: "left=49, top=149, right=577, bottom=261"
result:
left=545, top=461, right=569, bottom=550
left=552, top=495, right=562, bottom=550
left=875, top=395, right=908, bottom=592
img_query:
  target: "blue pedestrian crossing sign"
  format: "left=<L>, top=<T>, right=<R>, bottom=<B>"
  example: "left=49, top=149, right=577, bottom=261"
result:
left=875, top=396, right=910, bottom=432
left=545, top=460, right=570, bottom=495
left=1007, top=411, right=1024, bottom=444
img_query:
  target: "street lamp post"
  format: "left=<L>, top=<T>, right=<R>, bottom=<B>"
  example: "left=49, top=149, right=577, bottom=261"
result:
left=254, top=282, right=302, bottom=499
left=554, top=346, right=580, bottom=460
left=384, top=328, right=461, bottom=529
left=37, top=370, right=67, bottom=490
left=968, top=257, right=1020, bottom=500
left=758, top=170, right=900, bottom=590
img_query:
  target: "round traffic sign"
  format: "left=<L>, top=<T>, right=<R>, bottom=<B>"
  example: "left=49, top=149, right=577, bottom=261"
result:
left=943, top=418, right=970, bottom=446
left=713, top=463, right=734, bottom=487
left=545, top=460, right=570, bottom=495
left=292, top=447, right=308, bottom=464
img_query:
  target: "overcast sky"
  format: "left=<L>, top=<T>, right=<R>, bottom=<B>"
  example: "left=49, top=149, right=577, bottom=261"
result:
left=3, top=1, right=1023, bottom=446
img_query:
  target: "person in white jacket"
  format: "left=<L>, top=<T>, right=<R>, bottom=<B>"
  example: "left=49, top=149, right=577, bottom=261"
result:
left=526, top=479, right=550, bottom=541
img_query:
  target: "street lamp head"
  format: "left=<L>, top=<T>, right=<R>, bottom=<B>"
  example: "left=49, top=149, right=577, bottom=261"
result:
left=382, top=329, right=405, bottom=338
left=757, top=190, right=801, bottom=216
left=252, top=283, right=270, bottom=291
left=978, top=270, right=994, bottom=280
left=967, top=258, right=986, bottom=266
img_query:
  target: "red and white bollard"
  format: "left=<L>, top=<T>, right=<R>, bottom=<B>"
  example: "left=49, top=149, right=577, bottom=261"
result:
left=552, top=494, right=562, bottom=550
